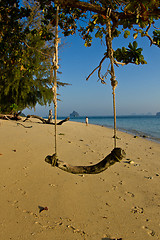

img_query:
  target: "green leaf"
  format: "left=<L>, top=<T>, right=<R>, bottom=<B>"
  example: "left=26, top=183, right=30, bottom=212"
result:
left=153, top=30, right=160, bottom=47
left=133, top=41, right=138, bottom=49
left=124, top=30, right=130, bottom=38
left=114, top=41, right=146, bottom=65
left=95, top=30, right=102, bottom=39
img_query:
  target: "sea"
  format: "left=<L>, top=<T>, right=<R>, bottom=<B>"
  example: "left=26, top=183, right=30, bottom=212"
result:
left=64, top=115, right=160, bottom=143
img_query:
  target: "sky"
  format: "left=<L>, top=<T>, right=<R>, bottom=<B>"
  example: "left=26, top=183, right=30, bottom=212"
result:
left=23, top=22, right=160, bottom=117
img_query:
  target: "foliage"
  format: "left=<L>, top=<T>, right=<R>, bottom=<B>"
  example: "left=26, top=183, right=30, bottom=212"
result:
left=10, top=103, right=19, bottom=114
left=37, top=0, right=160, bottom=68
left=1, top=0, right=160, bottom=112
left=153, top=30, right=160, bottom=47
left=114, top=41, right=147, bottom=65
left=0, top=0, right=26, bottom=112
left=0, top=0, right=68, bottom=113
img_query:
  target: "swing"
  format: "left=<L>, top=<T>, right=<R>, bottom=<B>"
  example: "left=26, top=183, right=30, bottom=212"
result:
left=45, top=5, right=126, bottom=174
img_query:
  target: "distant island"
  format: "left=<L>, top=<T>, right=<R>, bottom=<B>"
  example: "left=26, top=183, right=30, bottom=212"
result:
left=156, top=112, right=160, bottom=116
left=70, top=111, right=79, bottom=118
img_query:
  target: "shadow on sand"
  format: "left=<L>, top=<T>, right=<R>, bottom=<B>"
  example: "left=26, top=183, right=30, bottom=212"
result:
left=102, top=238, right=122, bottom=240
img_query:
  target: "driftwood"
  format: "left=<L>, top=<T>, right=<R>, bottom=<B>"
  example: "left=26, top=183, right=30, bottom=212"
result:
left=0, top=111, right=69, bottom=126
left=23, top=115, right=48, bottom=123
left=23, top=115, right=70, bottom=125
left=17, top=123, right=33, bottom=128
left=45, top=148, right=126, bottom=174
left=57, top=117, right=70, bottom=125
left=0, top=113, right=21, bottom=121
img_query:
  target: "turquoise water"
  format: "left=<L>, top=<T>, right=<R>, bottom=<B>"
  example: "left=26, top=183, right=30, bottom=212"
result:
left=67, top=116, right=160, bottom=142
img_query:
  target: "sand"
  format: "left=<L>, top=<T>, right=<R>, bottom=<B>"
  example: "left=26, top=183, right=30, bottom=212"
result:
left=0, top=119, right=160, bottom=240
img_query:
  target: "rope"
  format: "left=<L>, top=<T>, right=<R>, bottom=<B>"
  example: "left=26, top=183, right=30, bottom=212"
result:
left=106, top=9, right=118, bottom=148
left=51, top=6, right=117, bottom=153
left=52, top=4, right=59, bottom=156
left=111, top=77, right=118, bottom=148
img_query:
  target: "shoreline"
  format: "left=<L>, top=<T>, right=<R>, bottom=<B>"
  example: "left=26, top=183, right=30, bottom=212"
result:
left=103, top=124, right=160, bottom=144
left=68, top=119, right=160, bottom=144
left=0, top=119, right=160, bottom=240
left=67, top=116, right=160, bottom=144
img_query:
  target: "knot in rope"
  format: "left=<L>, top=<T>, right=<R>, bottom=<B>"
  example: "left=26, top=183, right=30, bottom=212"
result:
left=45, top=153, right=58, bottom=167
left=54, top=38, right=60, bottom=45
left=111, top=76, right=118, bottom=89
left=53, top=65, right=59, bottom=70
left=111, top=148, right=126, bottom=162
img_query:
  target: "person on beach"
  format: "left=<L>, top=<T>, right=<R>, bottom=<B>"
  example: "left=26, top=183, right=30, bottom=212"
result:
left=85, top=117, right=88, bottom=126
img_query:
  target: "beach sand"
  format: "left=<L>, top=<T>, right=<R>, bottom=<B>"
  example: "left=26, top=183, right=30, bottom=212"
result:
left=0, top=119, right=160, bottom=240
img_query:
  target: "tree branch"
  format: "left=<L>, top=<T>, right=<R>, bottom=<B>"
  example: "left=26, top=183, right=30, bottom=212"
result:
left=23, top=40, right=52, bottom=57
left=135, top=23, right=157, bottom=46
left=144, top=33, right=156, bottom=46
left=58, top=0, right=106, bottom=15
left=86, top=54, right=108, bottom=83
left=55, top=0, right=160, bottom=23
left=23, top=115, right=70, bottom=125
left=114, top=60, right=126, bottom=66
left=86, top=66, right=99, bottom=81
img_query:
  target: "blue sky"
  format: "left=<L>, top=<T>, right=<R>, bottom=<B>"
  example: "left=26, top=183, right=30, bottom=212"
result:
left=24, top=25, right=160, bottom=117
